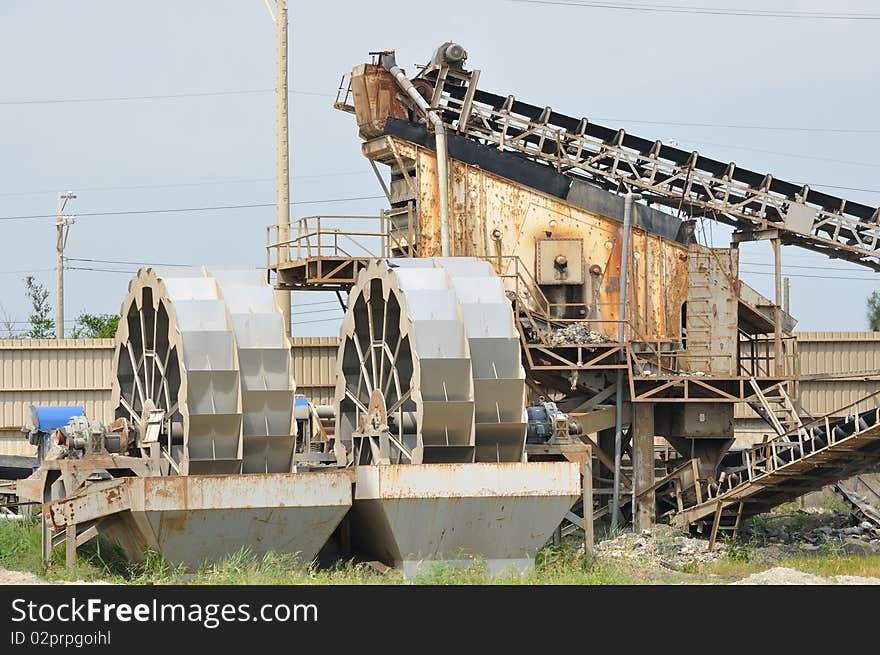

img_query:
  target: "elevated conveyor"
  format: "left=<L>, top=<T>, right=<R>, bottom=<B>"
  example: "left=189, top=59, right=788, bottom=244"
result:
left=671, top=405, right=880, bottom=530
left=403, top=64, right=880, bottom=270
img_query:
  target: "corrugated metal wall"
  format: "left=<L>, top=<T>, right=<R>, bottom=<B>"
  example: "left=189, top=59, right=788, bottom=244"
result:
left=292, top=336, right=339, bottom=406
left=4, top=333, right=877, bottom=453
left=735, top=332, right=880, bottom=443
left=796, top=332, right=880, bottom=416
left=0, top=339, right=115, bottom=455
left=0, top=337, right=341, bottom=456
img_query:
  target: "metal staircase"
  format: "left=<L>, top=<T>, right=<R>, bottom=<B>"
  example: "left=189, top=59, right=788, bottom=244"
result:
left=747, top=379, right=807, bottom=437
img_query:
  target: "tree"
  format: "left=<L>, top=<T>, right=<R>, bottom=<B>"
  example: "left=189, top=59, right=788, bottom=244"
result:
left=71, top=312, right=120, bottom=338
left=0, top=302, right=19, bottom=338
left=869, top=291, right=880, bottom=331
left=23, top=275, right=55, bottom=338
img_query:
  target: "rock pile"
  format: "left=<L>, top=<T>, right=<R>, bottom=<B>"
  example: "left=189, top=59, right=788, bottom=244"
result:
left=740, top=510, right=880, bottom=555
left=589, top=525, right=727, bottom=568
left=547, top=325, right=609, bottom=347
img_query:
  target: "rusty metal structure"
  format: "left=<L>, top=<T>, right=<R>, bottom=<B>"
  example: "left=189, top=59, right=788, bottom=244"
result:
left=15, top=42, right=880, bottom=574
left=265, top=41, right=880, bottom=539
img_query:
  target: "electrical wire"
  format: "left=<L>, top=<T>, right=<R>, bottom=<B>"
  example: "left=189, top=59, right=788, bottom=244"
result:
left=66, top=257, right=189, bottom=267
left=509, top=1, right=880, bottom=21
left=291, top=316, right=343, bottom=325
left=0, top=88, right=334, bottom=106
left=0, top=195, right=385, bottom=222
left=739, top=268, right=878, bottom=281
left=738, top=260, right=871, bottom=273
left=590, top=115, right=880, bottom=135
left=0, top=170, right=374, bottom=198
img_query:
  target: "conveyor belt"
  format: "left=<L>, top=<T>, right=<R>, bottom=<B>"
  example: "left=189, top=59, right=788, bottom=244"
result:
left=418, top=69, right=880, bottom=270
left=670, top=407, right=880, bottom=528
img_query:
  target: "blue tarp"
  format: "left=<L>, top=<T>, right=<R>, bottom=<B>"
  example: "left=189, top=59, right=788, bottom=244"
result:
left=32, top=405, right=84, bottom=431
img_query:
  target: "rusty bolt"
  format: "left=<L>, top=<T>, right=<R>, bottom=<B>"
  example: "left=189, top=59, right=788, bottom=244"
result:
left=491, top=229, right=502, bottom=241
left=589, top=264, right=602, bottom=275
left=554, top=254, right=568, bottom=268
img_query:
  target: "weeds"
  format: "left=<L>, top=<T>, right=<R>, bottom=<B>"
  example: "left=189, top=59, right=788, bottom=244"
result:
left=2, top=515, right=877, bottom=585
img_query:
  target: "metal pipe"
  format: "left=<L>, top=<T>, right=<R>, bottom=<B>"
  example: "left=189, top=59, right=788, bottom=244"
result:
left=611, top=191, right=641, bottom=530
left=386, top=64, right=451, bottom=256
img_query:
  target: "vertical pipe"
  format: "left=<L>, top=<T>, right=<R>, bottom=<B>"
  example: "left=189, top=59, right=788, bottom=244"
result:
left=385, top=65, right=451, bottom=257
left=582, top=448, right=594, bottom=556
left=275, top=0, right=291, bottom=335
left=772, top=236, right=782, bottom=375
left=434, top=128, right=451, bottom=256
left=611, top=191, right=641, bottom=530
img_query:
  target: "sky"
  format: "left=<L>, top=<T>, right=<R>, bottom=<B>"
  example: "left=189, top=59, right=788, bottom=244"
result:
left=0, top=0, right=878, bottom=336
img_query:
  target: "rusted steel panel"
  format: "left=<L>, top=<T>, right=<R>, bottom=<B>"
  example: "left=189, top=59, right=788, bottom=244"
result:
left=130, top=471, right=350, bottom=511
left=401, top=146, right=691, bottom=343
left=46, top=479, right=130, bottom=529
left=362, top=461, right=580, bottom=498
left=62, top=472, right=353, bottom=569
left=349, top=64, right=407, bottom=139
left=417, top=148, right=443, bottom=256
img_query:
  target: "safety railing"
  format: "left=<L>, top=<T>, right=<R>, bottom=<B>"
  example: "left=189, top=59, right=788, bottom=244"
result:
left=699, top=391, right=880, bottom=504
left=737, top=332, right=798, bottom=379
left=266, top=208, right=418, bottom=271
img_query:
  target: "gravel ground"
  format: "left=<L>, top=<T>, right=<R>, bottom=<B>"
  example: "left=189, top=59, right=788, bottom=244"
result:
left=0, top=567, right=108, bottom=585
left=732, top=566, right=880, bottom=585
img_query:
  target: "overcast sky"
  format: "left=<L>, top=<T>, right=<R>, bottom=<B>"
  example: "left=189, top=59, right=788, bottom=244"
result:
left=1, top=1, right=878, bottom=336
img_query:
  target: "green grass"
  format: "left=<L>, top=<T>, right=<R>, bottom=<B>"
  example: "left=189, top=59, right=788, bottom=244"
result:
left=0, top=517, right=115, bottom=582
left=3, top=518, right=878, bottom=585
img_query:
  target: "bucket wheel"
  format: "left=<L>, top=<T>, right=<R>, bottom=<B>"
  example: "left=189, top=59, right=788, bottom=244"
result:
left=334, top=257, right=527, bottom=465
left=110, top=266, right=296, bottom=475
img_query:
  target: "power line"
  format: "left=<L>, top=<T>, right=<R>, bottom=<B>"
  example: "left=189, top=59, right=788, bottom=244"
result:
left=0, top=170, right=373, bottom=198
left=66, top=266, right=136, bottom=274
left=0, top=195, right=386, bottom=222
left=292, top=317, right=343, bottom=326
left=740, top=268, right=877, bottom=281
left=510, top=1, right=880, bottom=21
left=592, top=115, right=880, bottom=135
left=292, top=307, right=343, bottom=317
left=0, top=88, right=334, bottom=106
left=674, top=138, right=880, bottom=172
left=0, top=268, right=54, bottom=276
left=66, top=257, right=190, bottom=267
left=739, top=260, right=871, bottom=273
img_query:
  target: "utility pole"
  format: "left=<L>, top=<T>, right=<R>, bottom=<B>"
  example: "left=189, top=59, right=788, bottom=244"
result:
left=56, top=192, right=76, bottom=339
left=272, top=0, right=292, bottom=335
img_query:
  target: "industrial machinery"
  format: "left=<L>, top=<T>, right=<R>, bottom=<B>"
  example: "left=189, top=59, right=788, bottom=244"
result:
left=18, top=39, right=880, bottom=574
left=18, top=264, right=579, bottom=575
left=266, top=40, right=880, bottom=541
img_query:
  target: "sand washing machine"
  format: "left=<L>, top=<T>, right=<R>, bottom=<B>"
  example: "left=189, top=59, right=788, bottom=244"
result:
left=20, top=263, right=580, bottom=575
